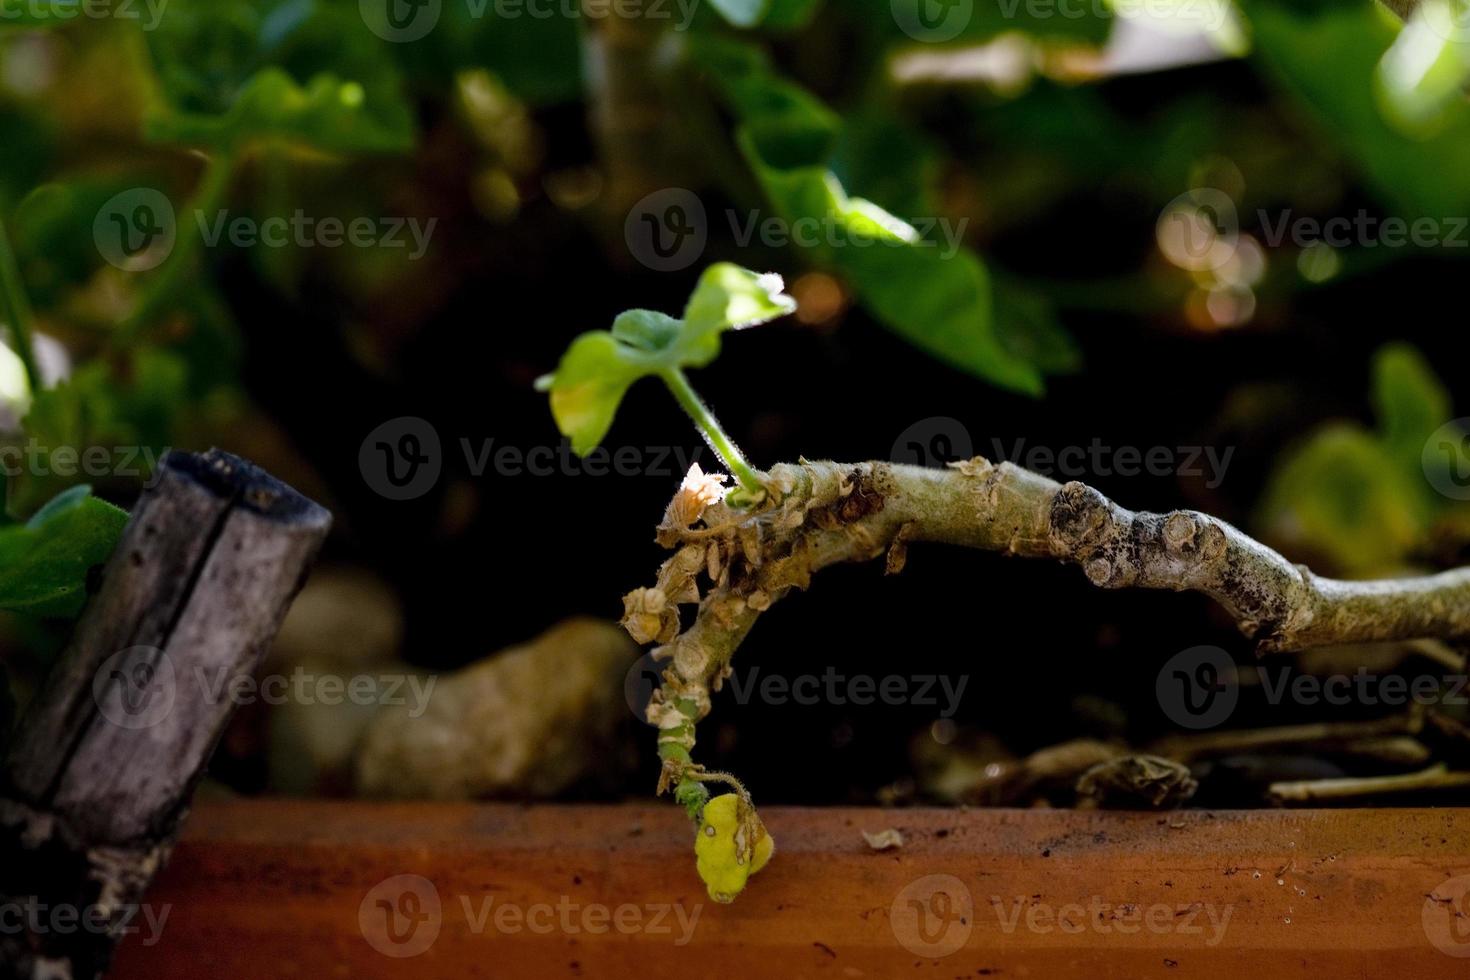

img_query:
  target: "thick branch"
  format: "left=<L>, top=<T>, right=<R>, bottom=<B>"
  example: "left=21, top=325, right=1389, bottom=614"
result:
left=624, top=458, right=1470, bottom=782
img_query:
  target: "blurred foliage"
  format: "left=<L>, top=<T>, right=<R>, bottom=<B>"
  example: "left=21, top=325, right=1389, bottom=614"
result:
left=1258, top=343, right=1463, bottom=575
left=0, top=0, right=1466, bottom=645
left=0, top=483, right=127, bottom=617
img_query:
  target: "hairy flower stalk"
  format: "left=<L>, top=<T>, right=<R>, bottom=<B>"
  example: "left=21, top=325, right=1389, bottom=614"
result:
left=622, top=455, right=1470, bottom=893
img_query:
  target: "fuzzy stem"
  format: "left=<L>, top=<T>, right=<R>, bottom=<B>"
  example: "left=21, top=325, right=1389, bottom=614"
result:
left=116, top=148, right=238, bottom=345
left=0, top=216, right=40, bottom=393
left=659, top=367, right=764, bottom=497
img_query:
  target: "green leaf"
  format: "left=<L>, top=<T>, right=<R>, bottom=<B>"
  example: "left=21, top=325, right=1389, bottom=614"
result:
left=146, top=68, right=414, bottom=154
left=993, top=281, right=1083, bottom=376
left=540, top=264, right=793, bottom=454
left=1256, top=424, right=1426, bottom=575
left=611, top=309, right=685, bottom=354
left=694, top=36, right=1050, bottom=394
left=0, top=485, right=126, bottom=618
left=1248, top=1, right=1470, bottom=218
left=681, top=264, right=797, bottom=358
left=1375, top=0, right=1470, bottom=133
left=542, top=333, right=655, bottom=456
left=1372, top=341, right=1449, bottom=466
left=1256, top=343, right=1453, bottom=575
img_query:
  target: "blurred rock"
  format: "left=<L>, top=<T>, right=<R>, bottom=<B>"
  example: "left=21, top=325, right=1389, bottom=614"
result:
left=354, top=618, right=637, bottom=799
left=261, top=567, right=405, bottom=795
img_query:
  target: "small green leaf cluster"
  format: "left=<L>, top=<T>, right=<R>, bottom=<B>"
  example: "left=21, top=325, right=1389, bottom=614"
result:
left=537, top=263, right=794, bottom=480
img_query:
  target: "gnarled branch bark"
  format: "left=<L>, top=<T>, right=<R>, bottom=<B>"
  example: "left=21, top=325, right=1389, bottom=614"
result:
left=624, top=458, right=1470, bottom=788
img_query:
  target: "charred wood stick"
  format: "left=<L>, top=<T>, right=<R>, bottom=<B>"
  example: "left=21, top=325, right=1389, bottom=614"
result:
left=0, top=449, right=330, bottom=980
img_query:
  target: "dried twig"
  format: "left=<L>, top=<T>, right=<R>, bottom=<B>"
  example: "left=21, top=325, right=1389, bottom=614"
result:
left=625, top=458, right=1470, bottom=794
left=1268, top=763, right=1470, bottom=804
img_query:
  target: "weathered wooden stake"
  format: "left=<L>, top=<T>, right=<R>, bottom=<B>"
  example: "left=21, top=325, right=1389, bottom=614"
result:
left=0, top=449, right=331, bottom=979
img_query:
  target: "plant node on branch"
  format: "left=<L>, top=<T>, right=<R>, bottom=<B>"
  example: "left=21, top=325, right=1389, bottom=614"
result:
left=623, top=456, right=1470, bottom=891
